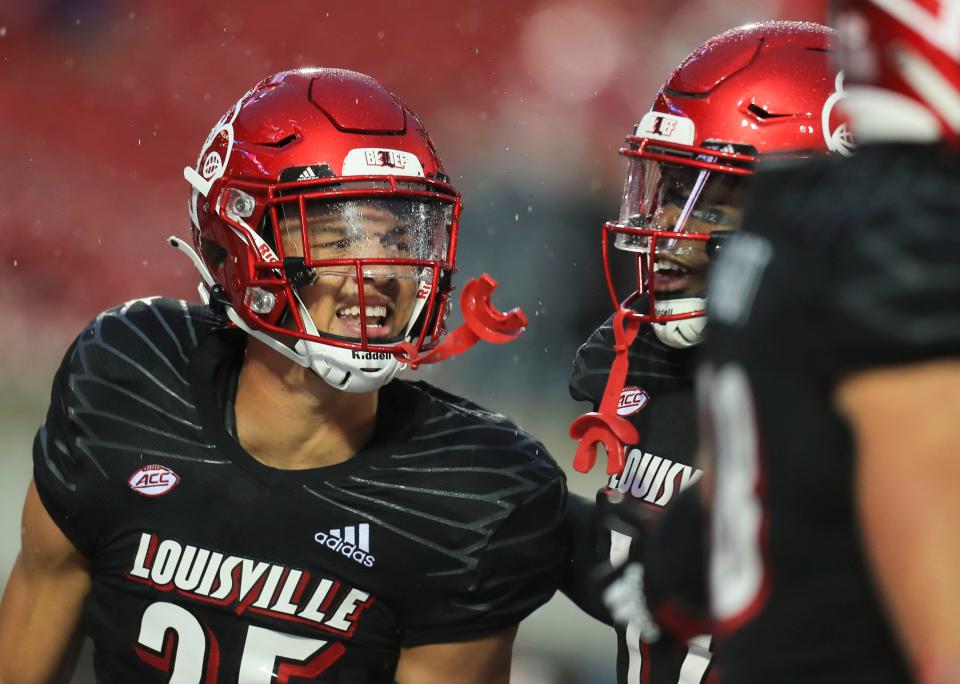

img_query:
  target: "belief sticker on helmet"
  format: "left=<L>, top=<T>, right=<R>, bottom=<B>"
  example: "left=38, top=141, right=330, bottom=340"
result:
left=342, top=148, right=425, bottom=177
left=635, top=112, right=696, bottom=145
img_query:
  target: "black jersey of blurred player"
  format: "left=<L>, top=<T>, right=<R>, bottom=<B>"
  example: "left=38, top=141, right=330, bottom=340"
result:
left=701, top=145, right=960, bottom=684
left=33, top=298, right=566, bottom=683
left=570, top=316, right=711, bottom=684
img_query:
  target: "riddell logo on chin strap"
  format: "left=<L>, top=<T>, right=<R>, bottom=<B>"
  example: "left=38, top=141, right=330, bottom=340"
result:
left=315, top=524, right=375, bottom=568
left=351, top=350, right=392, bottom=360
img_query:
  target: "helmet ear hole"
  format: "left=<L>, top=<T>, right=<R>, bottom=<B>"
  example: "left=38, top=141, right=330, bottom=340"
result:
left=282, top=257, right=317, bottom=287
left=200, top=238, right=228, bottom=268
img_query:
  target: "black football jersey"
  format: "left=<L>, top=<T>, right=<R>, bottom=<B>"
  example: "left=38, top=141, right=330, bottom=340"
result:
left=569, top=317, right=712, bottom=684
left=701, top=145, right=960, bottom=683
left=33, top=297, right=567, bottom=683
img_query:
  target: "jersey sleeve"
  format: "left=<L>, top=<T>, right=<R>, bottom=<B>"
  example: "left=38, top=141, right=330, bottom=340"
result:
left=819, top=156, right=960, bottom=375
left=559, top=492, right=614, bottom=625
left=747, top=146, right=960, bottom=377
left=400, top=474, right=568, bottom=646
left=32, top=331, right=109, bottom=559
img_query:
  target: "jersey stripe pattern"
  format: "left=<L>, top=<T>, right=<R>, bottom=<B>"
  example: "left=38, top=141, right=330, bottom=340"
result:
left=33, top=297, right=567, bottom=682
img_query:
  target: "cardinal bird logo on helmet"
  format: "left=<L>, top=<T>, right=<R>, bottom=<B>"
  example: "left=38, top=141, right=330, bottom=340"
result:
left=822, top=72, right=857, bottom=156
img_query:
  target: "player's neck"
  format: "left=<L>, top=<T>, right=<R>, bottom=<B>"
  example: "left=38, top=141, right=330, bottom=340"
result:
left=232, top=337, right=378, bottom=470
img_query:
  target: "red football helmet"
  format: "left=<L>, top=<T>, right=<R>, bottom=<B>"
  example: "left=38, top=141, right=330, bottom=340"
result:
left=175, top=69, right=467, bottom=392
left=832, top=0, right=960, bottom=145
left=603, top=21, right=853, bottom=349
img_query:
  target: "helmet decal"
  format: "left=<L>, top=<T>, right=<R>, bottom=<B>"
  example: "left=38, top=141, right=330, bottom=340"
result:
left=822, top=72, right=857, bottom=156
left=184, top=95, right=245, bottom=200
left=342, top=148, right=425, bottom=176
left=635, top=111, right=696, bottom=145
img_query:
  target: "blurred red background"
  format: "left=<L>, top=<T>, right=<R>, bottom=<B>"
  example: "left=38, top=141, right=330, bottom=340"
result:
left=0, top=0, right=824, bottom=365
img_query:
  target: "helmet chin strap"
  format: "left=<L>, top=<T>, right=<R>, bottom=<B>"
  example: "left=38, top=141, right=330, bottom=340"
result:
left=167, top=236, right=319, bottom=370
left=651, top=296, right=706, bottom=349
left=169, top=234, right=407, bottom=393
left=290, top=288, right=407, bottom=394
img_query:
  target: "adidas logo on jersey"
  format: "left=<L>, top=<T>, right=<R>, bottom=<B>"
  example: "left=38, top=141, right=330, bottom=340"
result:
left=314, top=523, right=375, bottom=568
left=607, top=449, right=703, bottom=507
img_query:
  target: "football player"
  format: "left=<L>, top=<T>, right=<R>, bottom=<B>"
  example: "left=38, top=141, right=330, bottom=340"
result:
left=0, top=69, right=567, bottom=683
left=698, top=1, right=960, bottom=682
left=563, top=22, right=854, bottom=684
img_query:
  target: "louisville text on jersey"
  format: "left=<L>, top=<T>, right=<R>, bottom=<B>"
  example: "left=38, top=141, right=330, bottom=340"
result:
left=607, top=450, right=703, bottom=507
left=126, top=532, right=373, bottom=637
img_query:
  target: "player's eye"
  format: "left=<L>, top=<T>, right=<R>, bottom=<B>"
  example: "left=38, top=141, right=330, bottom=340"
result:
left=312, top=237, right=353, bottom=251
left=379, top=226, right=411, bottom=252
left=691, top=207, right=722, bottom=224
left=691, top=206, right=738, bottom=228
left=662, top=185, right=688, bottom=207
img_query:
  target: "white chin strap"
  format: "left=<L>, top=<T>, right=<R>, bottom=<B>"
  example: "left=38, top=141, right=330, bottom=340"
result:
left=289, top=288, right=409, bottom=394
left=169, top=236, right=417, bottom=394
left=651, top=297, right=706, bottom=349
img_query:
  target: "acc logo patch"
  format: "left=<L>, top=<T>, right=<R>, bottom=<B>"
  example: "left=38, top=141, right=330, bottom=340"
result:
left=128, top=465, right=181, bottom=497
left=617, top=386, right=650, bottom=417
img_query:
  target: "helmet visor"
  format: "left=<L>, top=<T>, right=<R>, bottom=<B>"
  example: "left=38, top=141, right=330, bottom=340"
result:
left=614, top=157, right=746, bottom=256
left=270, top=195, right=453, bottom=344
left=277, top=195, right=453, bottom=280
left=604, top=157, right=747, bottom=307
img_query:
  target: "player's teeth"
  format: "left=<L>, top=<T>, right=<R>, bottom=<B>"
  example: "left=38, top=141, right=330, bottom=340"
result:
left=654, top=259, right=688, bottom=275
left=337, top=305, right=388, bottom=320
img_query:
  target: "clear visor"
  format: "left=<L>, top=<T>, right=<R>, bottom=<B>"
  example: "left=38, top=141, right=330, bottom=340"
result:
left=266, top=196, right=454, bottom=345
left=614, top=158, right=746, bottom=256
left=278, top=196, right=453, bottom=281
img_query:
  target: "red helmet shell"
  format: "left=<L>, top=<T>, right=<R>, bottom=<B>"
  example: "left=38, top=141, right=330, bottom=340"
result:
left=645, top=21, right=852, bottom=158
left=196, top=69, right=445, bottom=188
left=832, top=0, right=960, bottom=145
